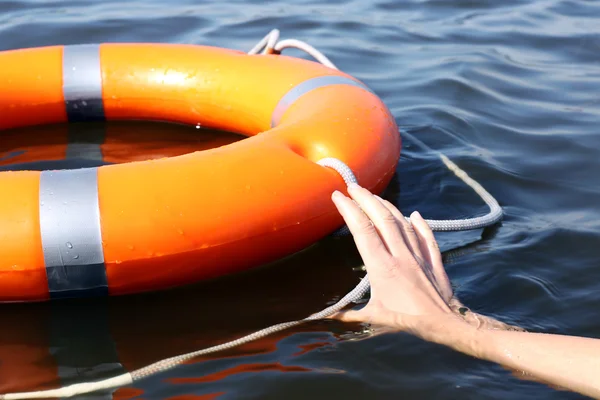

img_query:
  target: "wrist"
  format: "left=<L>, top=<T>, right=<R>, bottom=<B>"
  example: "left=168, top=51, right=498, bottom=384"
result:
left=448, top=297, right=525, bottom=332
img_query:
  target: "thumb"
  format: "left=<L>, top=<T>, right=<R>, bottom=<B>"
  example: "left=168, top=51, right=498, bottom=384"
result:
left=330, top=308, right=366, bottom=323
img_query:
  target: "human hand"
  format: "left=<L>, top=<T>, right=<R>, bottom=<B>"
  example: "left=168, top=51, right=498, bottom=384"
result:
left=328, top=186, right=600, bottom=399
left=331, top=184, right=523, bottom=332
left=330, top=183, right=456, bottom=329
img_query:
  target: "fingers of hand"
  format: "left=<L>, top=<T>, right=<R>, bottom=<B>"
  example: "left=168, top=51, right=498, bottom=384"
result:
left=410, top=211, right=453, bottom=301
left=345, top=184, right=411, bottom=258
left=331, top=305, right=400, bottom=330
left=331, top=190, right=392, bottom=267
left=331, top=308, right=362, bottom=323
left=372, top=194, right=423, bottom=259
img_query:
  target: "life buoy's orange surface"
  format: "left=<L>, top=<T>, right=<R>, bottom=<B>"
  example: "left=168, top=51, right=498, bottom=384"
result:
left=0, top=43, right=400, bottom=302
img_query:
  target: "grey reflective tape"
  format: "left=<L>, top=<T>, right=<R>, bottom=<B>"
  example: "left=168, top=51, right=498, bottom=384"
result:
left=271, top=75, right=371, bottom=128
left=40, top=168, right=108, bottom=298
left=63, top=44, right=105, bottom=122
left=66, top=122, right=105, bottom=161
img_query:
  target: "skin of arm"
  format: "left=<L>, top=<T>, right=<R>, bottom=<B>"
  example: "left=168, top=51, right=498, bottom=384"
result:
left=405, top=313, right=600, bottom=399
left=330, top=183, right=600, bottom=399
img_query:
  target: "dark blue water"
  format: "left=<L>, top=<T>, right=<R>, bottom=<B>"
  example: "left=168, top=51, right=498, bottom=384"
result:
left=1, top=0, right=600, bottom=398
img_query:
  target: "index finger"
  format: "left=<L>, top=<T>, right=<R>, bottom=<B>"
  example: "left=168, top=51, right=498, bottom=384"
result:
left=331, top=190, right=393, bottom=268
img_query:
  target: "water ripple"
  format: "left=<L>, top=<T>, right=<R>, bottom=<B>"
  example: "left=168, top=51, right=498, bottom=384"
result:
left=1, top=0, right=600, bottom=399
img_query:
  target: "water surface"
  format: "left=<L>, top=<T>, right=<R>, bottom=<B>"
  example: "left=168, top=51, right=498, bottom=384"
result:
left=1, top=0, right=600, bottom=398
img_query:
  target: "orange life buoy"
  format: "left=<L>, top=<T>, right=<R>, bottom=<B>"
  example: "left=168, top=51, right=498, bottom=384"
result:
left=0, top=43, right=400, bottom=302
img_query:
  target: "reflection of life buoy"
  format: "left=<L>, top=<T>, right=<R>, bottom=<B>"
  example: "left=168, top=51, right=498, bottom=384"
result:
left=0, top=241, right=362, bottom=396
left=0, top=43, right=400, bottom=302
left=0, top=150, right=26, bottom=162
left=0, top=122, right=242, bottom=171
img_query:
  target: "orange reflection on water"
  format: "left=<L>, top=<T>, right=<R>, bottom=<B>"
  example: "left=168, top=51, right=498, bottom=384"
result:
left=293, top=340, right=333, bottom=357
left=113, top=387, right=145, bottom=399
left=169, top=362, right=311, bottom=385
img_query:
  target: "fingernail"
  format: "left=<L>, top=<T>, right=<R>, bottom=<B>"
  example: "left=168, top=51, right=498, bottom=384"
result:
left=412, top=211, right=422, bottom=219
left=347, top=183, right=360, bottom=191
left=374, top=195, right=385, bottom=202
left=332, top=190, right=344, bottom=201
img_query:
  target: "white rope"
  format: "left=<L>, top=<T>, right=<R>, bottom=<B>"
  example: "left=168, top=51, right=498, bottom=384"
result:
left=317, top=158, right=356, bottom=236
left=403, top=131, right=503, bottom=231
left=247, top=28, right=279, bottom=55
left=0, top=30, right=503, bottom=400
left=248, top=29, right=337, bottom=69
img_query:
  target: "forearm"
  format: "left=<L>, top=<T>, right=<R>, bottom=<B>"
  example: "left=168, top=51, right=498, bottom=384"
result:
left=484, top=329, right=600, bottom=398
left=406, top=314, right=600, bottom=399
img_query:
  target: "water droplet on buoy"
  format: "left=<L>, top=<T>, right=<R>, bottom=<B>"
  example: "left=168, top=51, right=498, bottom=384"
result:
left=73, top=255, right=79, bottom=260
left=177, top=228, right=184, bottom=235
left=115, top=259, right=122, bottom=264
left=66, top=242, right=73, bottom=249
left=127, top=244, right=134, bottom=250
left=195, top=123, right=201, bottom=129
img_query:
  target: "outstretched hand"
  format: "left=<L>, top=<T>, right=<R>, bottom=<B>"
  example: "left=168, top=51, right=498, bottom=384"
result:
left=331, top=184, right=522, bottom=332
left=330, top=183, right=454, bottom=328
left=329, top=185, right=600, bottom=400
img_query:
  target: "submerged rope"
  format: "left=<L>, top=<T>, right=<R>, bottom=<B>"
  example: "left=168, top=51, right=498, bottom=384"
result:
left=0, top=30, right=503, bottom=400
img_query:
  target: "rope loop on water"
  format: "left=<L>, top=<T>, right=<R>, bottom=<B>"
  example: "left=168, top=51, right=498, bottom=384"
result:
left=0, top=30, right=503, bottom=400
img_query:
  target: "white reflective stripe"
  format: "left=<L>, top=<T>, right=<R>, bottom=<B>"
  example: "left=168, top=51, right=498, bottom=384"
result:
left=271, top=75, right=371, bottom=128
left=39, top=168, right=108, bottom=298
left=63, top=44, right=105, bottom=122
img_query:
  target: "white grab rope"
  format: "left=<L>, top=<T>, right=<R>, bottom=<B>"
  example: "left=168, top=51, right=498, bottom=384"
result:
left=402, top=132, right=503, bottom=231
left=0, top=30, right=503, bottom=400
